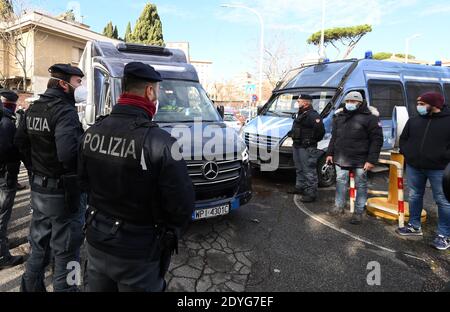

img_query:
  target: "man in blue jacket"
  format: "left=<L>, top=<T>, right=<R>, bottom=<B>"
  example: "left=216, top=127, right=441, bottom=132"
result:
left=399, top=92, right=450, bottom=251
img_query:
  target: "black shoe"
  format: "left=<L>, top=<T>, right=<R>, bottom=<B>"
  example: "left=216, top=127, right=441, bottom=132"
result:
left=300, top=195, right=316, bottom=203
left=350, top=213, right=363, bottom=225
left=288, top=188, right=305, bottom=195
left=0, top=255, right=24, bottom=270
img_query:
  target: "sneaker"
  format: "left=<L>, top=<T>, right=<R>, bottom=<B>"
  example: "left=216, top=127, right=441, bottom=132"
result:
left=300, top=195, right=316, bottom=203
left=0, top=255, right=24, bottom=270
left=396, top=224, right=423, bottom=237
left=350, top=213, right=363, bottom=225
left=432, top=235, right=450, bottom=251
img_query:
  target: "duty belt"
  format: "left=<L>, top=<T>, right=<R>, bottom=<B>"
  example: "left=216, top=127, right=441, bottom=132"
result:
left=31, top=173, right=63, bottom=189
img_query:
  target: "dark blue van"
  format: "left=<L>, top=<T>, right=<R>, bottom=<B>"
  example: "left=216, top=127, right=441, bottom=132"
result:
left=79, top=41, right=252, bottom=220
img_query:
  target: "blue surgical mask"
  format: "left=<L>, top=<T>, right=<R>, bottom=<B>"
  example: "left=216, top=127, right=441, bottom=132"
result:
left=345, top=103, right=358, bottom=111
left=417, top=106, right=429, bottom=116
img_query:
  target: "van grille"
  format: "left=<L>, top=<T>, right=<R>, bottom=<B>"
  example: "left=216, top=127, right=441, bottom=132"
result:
left=244, top=133, right=280, bottom=150
left=186, top=158, right=242, bottom=187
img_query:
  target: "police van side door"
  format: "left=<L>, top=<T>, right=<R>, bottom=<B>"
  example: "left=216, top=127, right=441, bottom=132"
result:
left=367, top=80, right=406, bottom=150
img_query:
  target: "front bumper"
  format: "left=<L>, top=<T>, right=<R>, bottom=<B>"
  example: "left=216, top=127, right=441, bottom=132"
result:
left=192, top=162, right=252, bottom=220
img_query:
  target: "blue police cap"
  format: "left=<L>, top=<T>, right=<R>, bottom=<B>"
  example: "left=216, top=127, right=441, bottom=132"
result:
left=124, top=62, right=162, bottom=82
left=0, top=89, right=19, bottom=102
left=48, top=64, right=84, bottom=78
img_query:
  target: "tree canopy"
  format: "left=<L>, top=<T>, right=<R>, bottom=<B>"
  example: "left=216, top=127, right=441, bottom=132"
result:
left=307, top=24, right=372, bottom=59
left=373, top=52, right=416, bottom=60
left=124, top=22, right=133, bottom=42
left=132, top=3, right=164, bottom=46
left=103, top=21, right=119, bottom=39
left=0, top=0, right=13, bottom=19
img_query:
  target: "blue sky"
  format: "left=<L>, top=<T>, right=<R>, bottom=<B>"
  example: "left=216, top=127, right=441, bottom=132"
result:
left=28, top=0, right=450, bottom=80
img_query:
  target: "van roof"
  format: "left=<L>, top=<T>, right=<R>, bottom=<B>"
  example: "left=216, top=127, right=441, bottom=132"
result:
left=91, top=41, right=199, bottom=82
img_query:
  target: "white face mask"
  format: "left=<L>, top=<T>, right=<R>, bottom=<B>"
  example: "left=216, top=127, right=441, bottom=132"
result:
left=74, top=85, right=88, bottom=103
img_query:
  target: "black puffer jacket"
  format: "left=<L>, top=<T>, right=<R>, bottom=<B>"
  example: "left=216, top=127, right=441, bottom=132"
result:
left=327, top=103, right=384, bottom=168
left=400, top=107, right=450, bottom=170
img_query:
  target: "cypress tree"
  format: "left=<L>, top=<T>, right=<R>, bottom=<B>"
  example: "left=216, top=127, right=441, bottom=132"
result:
left=113, top=25, right=119, bottom=39
left=103, top=21, right=114, bottom=38
left=124, top=22, right=133, bottom=42
left=132, top=3, right=164, bottom=46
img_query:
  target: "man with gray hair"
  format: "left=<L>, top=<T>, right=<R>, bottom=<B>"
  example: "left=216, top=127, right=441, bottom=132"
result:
left=326, top=91, right=383, bottom=224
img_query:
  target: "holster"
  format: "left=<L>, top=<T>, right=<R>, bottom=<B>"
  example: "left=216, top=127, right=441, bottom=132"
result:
left=62, top=174, right=81, bottom=213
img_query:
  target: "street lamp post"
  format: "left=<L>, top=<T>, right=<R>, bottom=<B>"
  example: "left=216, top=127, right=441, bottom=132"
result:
left=221, top=4, right=264, bottom=107
left=319, top=0, right=326, bottom=59
left=405, top=34, right=420, bottom=63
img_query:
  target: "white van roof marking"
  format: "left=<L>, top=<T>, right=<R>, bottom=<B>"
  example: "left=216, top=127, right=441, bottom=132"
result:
left=366, top=73, right=401, bottom=80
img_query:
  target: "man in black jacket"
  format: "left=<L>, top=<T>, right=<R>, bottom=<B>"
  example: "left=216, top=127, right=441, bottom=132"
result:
left=398, top=92, right=450, bottom=251
left=79, top=62, right=194, bottom=292
left=288, top=94, right=325, bottom=202
left=15, top=64, right=86, bottom=292
left=0, top=90, right=25, bottom=270
left=326, top=91, right=383, bottom=224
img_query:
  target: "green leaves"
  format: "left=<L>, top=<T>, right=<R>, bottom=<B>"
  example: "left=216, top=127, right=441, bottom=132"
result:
left=132, top=3, right=164, bottom=47
left=373, top=52, right=416, bottom=60
left=124, top=22, right=133, bottom=42
left=307, top=24, right=373, bottom=59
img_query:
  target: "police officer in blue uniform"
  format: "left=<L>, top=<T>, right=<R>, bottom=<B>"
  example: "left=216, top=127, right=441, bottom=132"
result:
left=15, top=64, right=86, bottom=292
left=79, top=62, right=194, bottom=292
left=288, top=94, right=326, bottom=202
left=0, top=90, right=25, bottom=270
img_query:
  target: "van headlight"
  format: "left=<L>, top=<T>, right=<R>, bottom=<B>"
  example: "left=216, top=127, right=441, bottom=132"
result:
left=281, top=137, right=293, bottom=148
left=241, top=148, right=249, bottom=163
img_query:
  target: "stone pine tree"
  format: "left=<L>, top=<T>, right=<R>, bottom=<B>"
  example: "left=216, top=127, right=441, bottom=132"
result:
left=132, top=3, right=164, bottom=46
left=124, top=22, right=133, bottom=42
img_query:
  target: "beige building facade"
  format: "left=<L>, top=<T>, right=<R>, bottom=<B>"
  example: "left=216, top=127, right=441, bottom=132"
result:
left=0, top=11, right=118, bottom=96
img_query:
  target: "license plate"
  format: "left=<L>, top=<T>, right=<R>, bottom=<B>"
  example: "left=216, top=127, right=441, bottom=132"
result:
left=194, top=204, right=230, bottom=220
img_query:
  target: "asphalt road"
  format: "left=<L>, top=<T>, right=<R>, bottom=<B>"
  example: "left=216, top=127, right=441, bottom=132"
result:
left=1, top=168, right=450, bottom=292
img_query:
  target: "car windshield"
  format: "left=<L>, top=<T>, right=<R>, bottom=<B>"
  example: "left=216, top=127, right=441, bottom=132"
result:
left=265, top=90, right=336, bottom=116
left=113, top=79, right=221, bottom=123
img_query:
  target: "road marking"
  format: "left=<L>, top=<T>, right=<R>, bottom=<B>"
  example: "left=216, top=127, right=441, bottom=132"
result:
left=293, top=195, right=427, bottom=262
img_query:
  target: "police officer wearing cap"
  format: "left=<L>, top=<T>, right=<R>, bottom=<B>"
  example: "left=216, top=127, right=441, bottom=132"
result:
left=79, top=62, right=194, bottom=292
left=0, top=89, right=25, bottom=270
left=15, top=64, right=87, bottom=292
left=288, top=94, right=325, bottom=202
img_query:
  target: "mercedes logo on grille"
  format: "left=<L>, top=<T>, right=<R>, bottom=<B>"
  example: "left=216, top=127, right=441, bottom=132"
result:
left=202, top=161, right=219, bottom=180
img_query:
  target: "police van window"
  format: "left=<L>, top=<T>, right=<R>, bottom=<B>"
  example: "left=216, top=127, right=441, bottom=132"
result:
left=94, top=68, right=109, bottom=116
left=406, top=82, right=442, bottom=117
left=154, top=80, right=221, bottom=123
left=266, top=91, right=335, bottom=116
left=368, top=80, right=405, bottom=119
left=444, top=84, right=450, bottom=106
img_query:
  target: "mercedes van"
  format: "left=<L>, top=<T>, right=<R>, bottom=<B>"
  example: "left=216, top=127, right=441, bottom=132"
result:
left=78, top=41, right=252, bottom=220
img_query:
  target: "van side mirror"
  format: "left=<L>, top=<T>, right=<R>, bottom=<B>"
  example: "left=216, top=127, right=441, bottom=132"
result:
left=217, top=105, right=225, bottom=119
left=257, top=105, right=264, bottom=115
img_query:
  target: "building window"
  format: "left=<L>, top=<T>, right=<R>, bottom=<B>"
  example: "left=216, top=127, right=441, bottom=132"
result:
left=406, top=82, right=442, bottom=117
left=72, top=47, right=84, bottom=64
left=368, top=80, right=405, bottom=119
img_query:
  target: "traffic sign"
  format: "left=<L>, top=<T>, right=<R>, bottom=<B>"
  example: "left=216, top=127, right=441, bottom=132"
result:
left=245, top=84, right=256, bottom=95
left=252, top=94, right=258, bottom=102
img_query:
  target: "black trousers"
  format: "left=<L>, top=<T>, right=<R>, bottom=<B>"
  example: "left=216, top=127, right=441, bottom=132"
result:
left=0, top=175, right=17, bottom=259
left=86, top=243, right=165, bottom=292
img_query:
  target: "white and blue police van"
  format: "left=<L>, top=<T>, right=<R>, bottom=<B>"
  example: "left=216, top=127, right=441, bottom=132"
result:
left=78, top=41, right=252, bottom=220
left=242, top=53, right=450, bottom=186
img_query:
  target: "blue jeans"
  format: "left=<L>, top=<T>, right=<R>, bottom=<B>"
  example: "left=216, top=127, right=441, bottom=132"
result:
left=335, top=166, right=368, bottom=214
left=406, top=165, right=450, bottom=237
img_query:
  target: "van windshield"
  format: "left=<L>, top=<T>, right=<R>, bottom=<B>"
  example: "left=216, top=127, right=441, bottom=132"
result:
left=278, top=61, right=354, bottom=90
left=155, top=80, right=221, bottom=123
left=264, top=90, right=336, bottom=116
left=113, top=79, right=221, bottom=123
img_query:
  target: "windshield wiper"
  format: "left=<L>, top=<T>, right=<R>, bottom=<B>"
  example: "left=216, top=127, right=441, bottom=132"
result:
left=267, top=111, right=282, bottom=117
